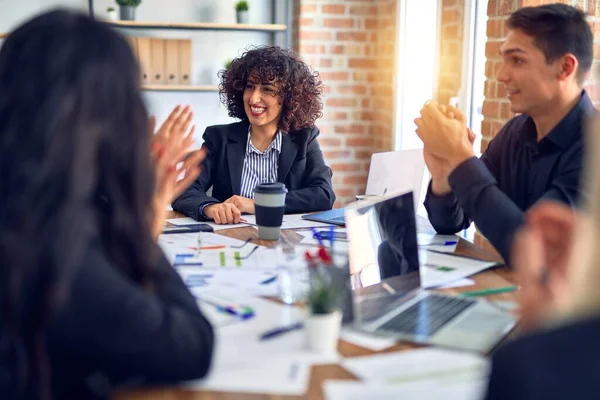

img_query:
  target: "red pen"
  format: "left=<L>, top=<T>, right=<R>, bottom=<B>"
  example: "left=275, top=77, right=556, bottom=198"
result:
left=304, top=250, right=317, bottom=268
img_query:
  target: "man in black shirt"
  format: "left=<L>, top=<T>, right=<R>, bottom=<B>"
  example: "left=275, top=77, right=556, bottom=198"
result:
left=415, top=4, right=595, bottom=263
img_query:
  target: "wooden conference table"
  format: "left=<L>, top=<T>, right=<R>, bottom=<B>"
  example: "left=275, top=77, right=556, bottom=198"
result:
left=114, top=212, right=515, bottom=400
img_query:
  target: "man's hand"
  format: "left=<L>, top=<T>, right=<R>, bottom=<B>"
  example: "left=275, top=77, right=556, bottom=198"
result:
left=204, top=203, right=242, bottom=224
left=224, top=195, right=256, bottom=214
left=418, top=104, right=477, bottom=196
left=415, top=101, right=475, bottom=170
left=512, top=201, right=577, bottom=331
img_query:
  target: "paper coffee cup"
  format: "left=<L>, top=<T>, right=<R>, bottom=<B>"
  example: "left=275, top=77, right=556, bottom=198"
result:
left=254, top=182, right=288, bottom=240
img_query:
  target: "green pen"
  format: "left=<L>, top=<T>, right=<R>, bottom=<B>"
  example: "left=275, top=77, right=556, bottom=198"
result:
left=460, top=285, right=518, bottom=298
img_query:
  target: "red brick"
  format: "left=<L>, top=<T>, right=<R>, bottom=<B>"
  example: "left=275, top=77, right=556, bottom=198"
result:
left=322, top=4, right=346, bottom=15
left=319, top=71, right=349, bottom=81
left=336, top=31, right=368, bottom=41
left=318, top=137, right=341, bottom=147
left=348, top=5, right=377, bottom=16
left=487, top=0, right=498, bottom=17
left=299, top=30, right=332, bottom=41
left=300, top=4, right=317, bottom=14
left=482, top=100, right=500, bottom=118
left=323, top=150, right=352, bottom=160
left=320, top=58, right=333, bottom=68
left=365, top=18, right=378, bottom=29
left=330, top=45, right=344, bottom=54
left=331, top=163, right=362, bottom=172
left=336, top=85, right=368, bottom=95
left=334, top=124, right=366, bottom=134
left=355, top=150, right=372, bottom=160
left=334, top=188, right=360, bottom=198
left=348, top=58, right=377, bottom=68
left=346, top=137, right=374, bottom=147
left=342, top=174, right=368, bottom=185
left=326, top=98, right=357, bottom=108
left=323, top=18, right=355, bottom=29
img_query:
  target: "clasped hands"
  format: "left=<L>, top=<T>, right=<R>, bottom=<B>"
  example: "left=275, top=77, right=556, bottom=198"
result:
left=414, top=101, right=476, bottom=195
left=204, top=196, right=255, bottom=225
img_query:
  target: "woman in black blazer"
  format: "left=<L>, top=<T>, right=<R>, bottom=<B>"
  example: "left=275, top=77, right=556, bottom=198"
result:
left=173, top=46, right=336, bottom=224
left=0, top=10, right=213, bottom=399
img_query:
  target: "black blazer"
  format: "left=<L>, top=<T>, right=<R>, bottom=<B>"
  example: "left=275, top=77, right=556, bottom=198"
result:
left=172, top=121, right=336, bottom=221
left=0, top=243, right=214, bottom=399
left=485, top=316, right=600, bottom=400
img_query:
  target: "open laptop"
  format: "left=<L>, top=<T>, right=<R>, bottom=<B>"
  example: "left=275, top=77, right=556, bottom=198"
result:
left=302, top=150, right=426, bottom=226
left=342, top=191, right=516, bottom=353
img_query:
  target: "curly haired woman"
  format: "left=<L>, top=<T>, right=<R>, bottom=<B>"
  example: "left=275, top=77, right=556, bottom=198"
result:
left=172, top=46, right=336, bottom=224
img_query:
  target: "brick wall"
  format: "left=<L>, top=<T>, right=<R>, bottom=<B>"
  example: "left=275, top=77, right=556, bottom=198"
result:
left=292, top=0, right=398, bottom=206
left=438, top=0, right=465, bottom=105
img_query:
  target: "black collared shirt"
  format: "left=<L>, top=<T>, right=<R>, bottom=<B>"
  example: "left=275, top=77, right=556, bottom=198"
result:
left=424, top=91, right=595, bottom=263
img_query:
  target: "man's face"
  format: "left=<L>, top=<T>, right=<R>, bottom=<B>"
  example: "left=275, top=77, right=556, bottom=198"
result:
left=497, top=29, right=567, bottom=116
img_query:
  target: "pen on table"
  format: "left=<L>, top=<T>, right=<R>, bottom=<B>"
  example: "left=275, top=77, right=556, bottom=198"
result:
left=260, top=275, right=277, bottom=285
left=310, top=227, right=324, bottom=246
left=259, top=322, right=304, bottom=340
left=460, top=285, right=518, bottom=298
left=197, top=297, right=255, bottom=319
left=419, top=240, right=458, bottom=247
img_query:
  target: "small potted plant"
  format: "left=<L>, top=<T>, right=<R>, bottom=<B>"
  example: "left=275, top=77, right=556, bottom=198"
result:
left=235, top=1, right=249, bottom=24
left=305, top=263, right=342, bottom=355
left=116, top=0, right=142, bottom=21
left=224, top=59, right=233, bottom=70
left=106, top=7, right=118, bottom=21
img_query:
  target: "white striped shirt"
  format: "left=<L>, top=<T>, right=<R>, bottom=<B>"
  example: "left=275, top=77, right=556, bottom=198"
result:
left=240, top=128, right=282, bottom=199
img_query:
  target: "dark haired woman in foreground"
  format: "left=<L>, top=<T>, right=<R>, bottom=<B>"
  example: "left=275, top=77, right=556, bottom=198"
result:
left=0, top=10, right=213, bottom=399
left=173, top=46, right=336, bottom=224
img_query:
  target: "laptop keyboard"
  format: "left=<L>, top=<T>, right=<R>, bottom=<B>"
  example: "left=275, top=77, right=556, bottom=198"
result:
left=378, top=294, right=475, bottom=337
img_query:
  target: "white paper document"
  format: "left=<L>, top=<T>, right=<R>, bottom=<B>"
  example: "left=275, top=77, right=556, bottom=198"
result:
left=242, top=213, right=333, bottom=230
left=184, top=290, right=338, bottom=395
left=420, top=250, right=497, bottom=288
left=342, top=347, right=489, bottom=390
left=417, top=233, right=459, bottom=253
left=166, top=217, right=251, bottom=231
left=339, top=328, right=397, bottom=351
left=324, top=380, right=487, bottom=400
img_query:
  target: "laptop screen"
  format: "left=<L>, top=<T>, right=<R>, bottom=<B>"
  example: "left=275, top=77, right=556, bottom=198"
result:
left=345, top=191, right=421, bottom=298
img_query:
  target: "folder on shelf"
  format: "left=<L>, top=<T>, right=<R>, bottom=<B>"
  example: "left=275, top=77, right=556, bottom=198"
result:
left=179, top=39, right=192, bottom=85
left=164, top=39, right=180, bottom=86
left=150, top=38, right=166, bottom=85
left=136, top=37, right=152, bottom=85
left=127, top=36, right=138, bottom=59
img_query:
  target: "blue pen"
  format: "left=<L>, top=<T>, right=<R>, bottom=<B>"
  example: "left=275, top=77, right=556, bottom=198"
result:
left=260, top=275, right=277, bottom=285
left=420, top=240, right=458, bottom=246
left=259, top=322, right=304, bottom=340
left=311, top=227, right=324, bottom=246
left=329, top=225, right=334, bottom=250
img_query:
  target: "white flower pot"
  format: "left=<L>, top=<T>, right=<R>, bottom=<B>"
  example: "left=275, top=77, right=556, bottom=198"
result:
left=107, top=10, right=118, bottom=21
left=236, top=10, right=249, bottom=24
left=305, top=309, right=342, bottom=355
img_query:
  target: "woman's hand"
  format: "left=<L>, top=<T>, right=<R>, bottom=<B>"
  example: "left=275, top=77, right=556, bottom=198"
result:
left=150, top=105, right=206, bottom=238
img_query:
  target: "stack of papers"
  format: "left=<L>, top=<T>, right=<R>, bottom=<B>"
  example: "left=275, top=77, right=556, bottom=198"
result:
left=420, top=250, right=497, bottom=289
left=185, top=287, right=338, bottom=395
left=323, top=348, right=490, bottom=400
left=166, top=217, right=252, bottom=231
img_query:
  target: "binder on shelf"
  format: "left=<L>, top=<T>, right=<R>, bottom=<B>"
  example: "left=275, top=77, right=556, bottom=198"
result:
left=126, top=36, right=138, bottom=59
left=136, top=37, right=152, bottom=85
left=150, top=38, right=166, bottom=85
left=179, top=39, right=192, bottom=85
left=164, top=39, right=180, bottom=86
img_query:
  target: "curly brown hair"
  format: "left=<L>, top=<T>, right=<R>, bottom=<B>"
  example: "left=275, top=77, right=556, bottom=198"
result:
left=219, top=46, right=323, bottom=132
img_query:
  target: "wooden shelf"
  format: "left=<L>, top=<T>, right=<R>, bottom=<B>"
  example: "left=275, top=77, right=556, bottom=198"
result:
left=142, top=84, right=219, bottom=92
left=106, top=21, right=287, bottom=32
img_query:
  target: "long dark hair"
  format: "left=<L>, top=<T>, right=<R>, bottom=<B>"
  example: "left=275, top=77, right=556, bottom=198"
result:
left=0, top=9, right=159, bottom=399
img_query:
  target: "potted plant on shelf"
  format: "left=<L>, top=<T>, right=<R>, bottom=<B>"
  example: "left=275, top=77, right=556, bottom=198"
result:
left=116, top=0, right=142, bottom=21
left=305, top=262, right=342, bottom=355
left=106, top=7, right=118, bottom=21
left=235, top=1, right=249, bottom=24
